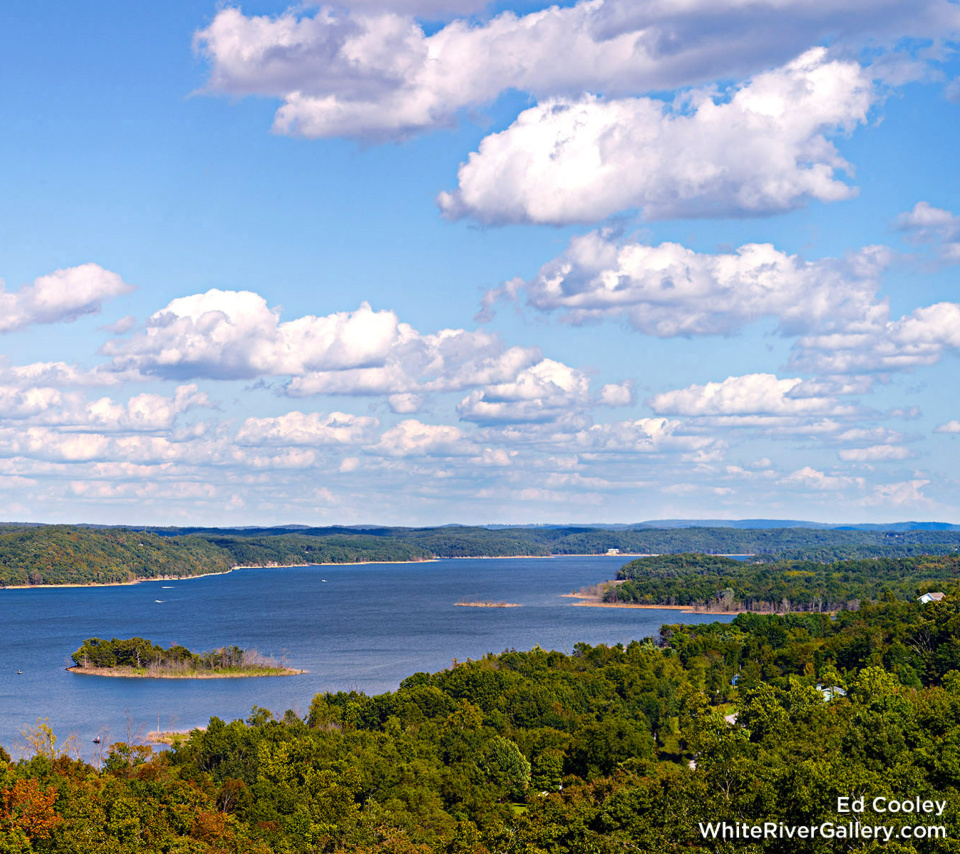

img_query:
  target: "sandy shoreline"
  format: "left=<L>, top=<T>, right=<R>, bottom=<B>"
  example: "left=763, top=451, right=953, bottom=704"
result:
left=66, top=665, right=306, bottom=679
left=571, top=600, right=747, bottom=615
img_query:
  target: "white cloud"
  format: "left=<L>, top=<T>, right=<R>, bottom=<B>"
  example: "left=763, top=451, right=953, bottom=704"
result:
left=864, top=479, right=932, bottom=507
left=832, top=427, right=908, bottom=445
left=935, top=420, right=960, bottom=434
left=0, top=382, right=209, bottom=432
left=780, top=466, right=865, bottom=491
left=897, top=201, right=960, bottom=263
left=598, top=381, right=633, bottom=407
left=947, top=78, right=960, bottom=103
left=374, top=419, right=472, bottom=456
left=648, top=373, right=852, bottom=418
left=83, top=385, right=212, bottom=432
left=438, top=49, right=874, bottom=224
left=0, top=359, right=137, bottom=388
left=493, top=229, right=890, bottom=335
left=837, top=444, right=913, bottom=462
left=330, top=0, right=490, bottom=17
left=286, top=335, right=540, bottom=398
left=104, top=291, right=407, bottom=380
left=104, top=289, right=549, bottom=400
left=0, top=264, right=132, bottom=333
left=457, top=359, right=591, bottom=424
left=100, top=315, right=138, bottom=334
left=339, top=456, right=361, bottom=472
left=388, top=393, right=423, bottom=414
left=195, top=2, right=957, bottom=141
left=471, top=447, right=515, bottom=467
left=572, top=418, right=718, bottom=456
left=235, top=411, right=379, bottom=446
left=791, top=301, right=960, bottom=374
left=0, top=386, right=67, bottom=421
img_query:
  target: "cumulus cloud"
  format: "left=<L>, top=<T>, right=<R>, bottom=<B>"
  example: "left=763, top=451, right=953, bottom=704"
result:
left=791, top=301, right=960, bottom=374
left=864, top=478, right=932, bottom=507
left=0, top=382, right=209, bottom=432
left=388, top=393, right=423, bottom=414
left=332, top=0, right=490, bottom=16
left=457, top=359, right=591, bottom=424
left=897, top=201, right=960, bottom=263
left=598, top=381, right=633, bottom=407
left=83, top=385, right=212, bottom=432
left=374, top=419, right=472, bottom=456
left=648, top=373, right=853, bottom=418
left=235, top=411, right=379, bottom=446
left=837, top=444, right=913, bottom=462
left=104, top=289, right=551, bottom=400
left=0, top=359, right=138, bottom=387
left=491, top=229, right=890, bottom=335
left=286, top=335, right=540, bottom=398
left=780, top=466, right=865, bottom=491
left=572, top=418, right=718, bottom=456
left=438, top=49, right=874, bottom=224
left=104, top=291, right=407, bottom=380
left=0, top=264, right=132, bottom=333
left=195, top=1, right=956, bottom=141
left=934, top=420, right=960, bottom=434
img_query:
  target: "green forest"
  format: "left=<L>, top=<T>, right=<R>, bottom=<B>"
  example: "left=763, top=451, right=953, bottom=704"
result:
left=610, top=553, right=960, bottom=611
left=4, top=523, right=960, bottom=588
left=69, top=637, right=295, bottom=677
left=6, top=597, right=960, bottom=851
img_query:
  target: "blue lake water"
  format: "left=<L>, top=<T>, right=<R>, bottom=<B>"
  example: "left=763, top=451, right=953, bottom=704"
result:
left=0, top=556, right=732, bottom=758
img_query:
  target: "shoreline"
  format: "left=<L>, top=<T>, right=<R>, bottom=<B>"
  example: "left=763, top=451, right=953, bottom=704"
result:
left=571, top=600, right=748, bottom=615
left=0, top=552, right=648, bottom=590
left=66, top=665, right=306, bottom=679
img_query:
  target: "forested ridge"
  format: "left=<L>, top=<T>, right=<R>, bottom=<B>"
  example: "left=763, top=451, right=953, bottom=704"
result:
left=0, top=527, right=232, bottom=587
left=6, top=598, right=960, bottom=851
left=4, top=523, right=960, bottom=588
left=611, top=553, right=960, bottom=612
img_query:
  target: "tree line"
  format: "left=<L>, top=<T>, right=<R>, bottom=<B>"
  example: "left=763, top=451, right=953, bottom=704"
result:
left=612, top=552, right=960, bottom=611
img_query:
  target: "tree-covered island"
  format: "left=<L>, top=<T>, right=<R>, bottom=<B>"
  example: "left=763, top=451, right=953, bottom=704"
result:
left=68, top=637, right=303, bottom=678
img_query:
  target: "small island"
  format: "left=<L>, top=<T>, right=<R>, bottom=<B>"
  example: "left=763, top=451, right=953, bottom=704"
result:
left=454, top=600, right=521, bottom=608
left=67, top=636, right=304, bottom=678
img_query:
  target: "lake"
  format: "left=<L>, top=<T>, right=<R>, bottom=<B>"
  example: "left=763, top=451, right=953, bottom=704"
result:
left=0, top=556, right=732, bottom=758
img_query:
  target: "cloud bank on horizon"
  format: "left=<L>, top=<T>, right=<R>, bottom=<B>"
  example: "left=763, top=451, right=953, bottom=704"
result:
left=1, top=0, right=960, bottom=525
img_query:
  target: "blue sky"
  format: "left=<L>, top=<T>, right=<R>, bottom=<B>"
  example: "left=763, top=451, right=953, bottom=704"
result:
left=2, top=0, right=960, bottom=525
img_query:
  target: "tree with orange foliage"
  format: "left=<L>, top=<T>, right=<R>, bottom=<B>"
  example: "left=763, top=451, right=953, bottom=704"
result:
left=1, top=777, right=62, bottom=840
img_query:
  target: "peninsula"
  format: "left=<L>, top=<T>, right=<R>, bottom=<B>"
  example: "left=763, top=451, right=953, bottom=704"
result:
left=67, top=637, right=303, bottom=678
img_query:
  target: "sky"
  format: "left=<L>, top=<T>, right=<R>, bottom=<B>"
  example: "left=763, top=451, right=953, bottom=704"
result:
left=1, top=0, right=960, bottom=527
